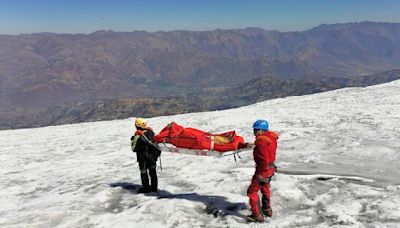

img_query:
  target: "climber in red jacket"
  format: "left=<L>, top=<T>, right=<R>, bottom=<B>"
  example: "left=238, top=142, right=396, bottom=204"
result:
left=246, top=119, right=279, bottom=223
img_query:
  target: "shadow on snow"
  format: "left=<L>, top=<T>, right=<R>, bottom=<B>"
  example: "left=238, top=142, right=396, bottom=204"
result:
left=109, top=182, right=247, bottom=219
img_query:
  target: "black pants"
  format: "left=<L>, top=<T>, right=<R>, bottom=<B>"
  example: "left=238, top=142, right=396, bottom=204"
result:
left=138, top=160, right=157, bottom=191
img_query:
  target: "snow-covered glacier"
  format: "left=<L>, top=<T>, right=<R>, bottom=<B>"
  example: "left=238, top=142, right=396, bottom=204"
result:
left=1, top=80, right=400, bottom=227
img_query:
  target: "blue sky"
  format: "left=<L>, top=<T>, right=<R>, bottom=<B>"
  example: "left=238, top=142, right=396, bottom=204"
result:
left=0, top=0, right=399, bottom=34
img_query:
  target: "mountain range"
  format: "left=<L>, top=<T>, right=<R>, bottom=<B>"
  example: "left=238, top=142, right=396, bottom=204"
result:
left=1, top=21, right=400, bottom=129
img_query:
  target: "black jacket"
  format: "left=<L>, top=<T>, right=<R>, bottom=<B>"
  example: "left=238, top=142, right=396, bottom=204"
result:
left=131, top=128, right=161, bottom=163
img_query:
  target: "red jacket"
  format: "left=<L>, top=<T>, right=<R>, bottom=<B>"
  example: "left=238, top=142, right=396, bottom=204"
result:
left=253, top=131, right=279, bottom=177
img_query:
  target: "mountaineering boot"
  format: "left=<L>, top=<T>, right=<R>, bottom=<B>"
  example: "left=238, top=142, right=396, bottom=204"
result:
left=262, top=207, right=273, bottom=217
left=246, top=214, right=265, bottom=223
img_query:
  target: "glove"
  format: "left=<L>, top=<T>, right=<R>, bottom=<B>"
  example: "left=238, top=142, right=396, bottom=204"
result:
left=238, top=142, right=249, bottom=149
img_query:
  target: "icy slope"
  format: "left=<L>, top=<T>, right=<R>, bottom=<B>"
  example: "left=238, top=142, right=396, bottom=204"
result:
left=1, top=80, right=400, bottom=227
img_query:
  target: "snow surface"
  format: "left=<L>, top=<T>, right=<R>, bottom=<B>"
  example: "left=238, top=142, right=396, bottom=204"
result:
left=1, top=80, right=400, bottom=227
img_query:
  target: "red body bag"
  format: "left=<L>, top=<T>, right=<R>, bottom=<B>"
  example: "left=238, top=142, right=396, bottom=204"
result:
left=154, top=122, right=246, bottom=152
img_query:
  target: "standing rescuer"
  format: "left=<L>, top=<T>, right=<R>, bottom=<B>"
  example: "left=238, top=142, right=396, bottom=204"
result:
left=131, top=118, right=161, bottom=193
left=246, top=119, right=279, bottom=223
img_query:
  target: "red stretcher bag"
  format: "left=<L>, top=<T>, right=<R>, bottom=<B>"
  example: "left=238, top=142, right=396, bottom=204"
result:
left=154, top=122, right=246, bottom=152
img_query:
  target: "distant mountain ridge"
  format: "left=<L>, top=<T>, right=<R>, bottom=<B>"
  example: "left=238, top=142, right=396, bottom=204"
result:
left=1, top=21, right=400, bottom=129
left=1, top=21, right=400, bottom=108
left=2, top=69, right=400, bottom=130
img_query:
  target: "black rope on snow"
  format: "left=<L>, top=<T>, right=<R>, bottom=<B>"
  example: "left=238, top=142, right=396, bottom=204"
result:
left=237, top=150, right=242, bottom=159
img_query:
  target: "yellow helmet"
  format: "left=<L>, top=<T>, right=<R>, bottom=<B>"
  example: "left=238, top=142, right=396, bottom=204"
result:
left=135, top=118, right=147, bottom=128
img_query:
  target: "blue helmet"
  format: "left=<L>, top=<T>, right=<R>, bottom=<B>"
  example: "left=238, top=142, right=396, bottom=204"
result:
left=253, top=120, right=269, bottom=130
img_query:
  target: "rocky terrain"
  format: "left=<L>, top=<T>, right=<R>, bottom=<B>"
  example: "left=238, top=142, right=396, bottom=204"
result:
left=1, top=69, right=399, bottom=129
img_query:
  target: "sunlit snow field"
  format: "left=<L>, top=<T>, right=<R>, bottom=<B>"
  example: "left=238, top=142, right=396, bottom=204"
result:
left=1, top=80, right=400, bottom=227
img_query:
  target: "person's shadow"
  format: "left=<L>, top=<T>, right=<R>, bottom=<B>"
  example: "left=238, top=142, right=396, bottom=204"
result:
left=110, top=182, right=141, bottom=192
left=109, top=182, right=247, bottom=219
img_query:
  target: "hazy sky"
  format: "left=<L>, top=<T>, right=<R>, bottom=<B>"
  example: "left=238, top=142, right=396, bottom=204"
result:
left=0, top=0, right=399, bottom=35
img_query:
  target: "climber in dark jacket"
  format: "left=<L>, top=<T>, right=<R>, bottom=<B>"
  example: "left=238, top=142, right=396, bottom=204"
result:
left=131, top=118, right=161, bottom=193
